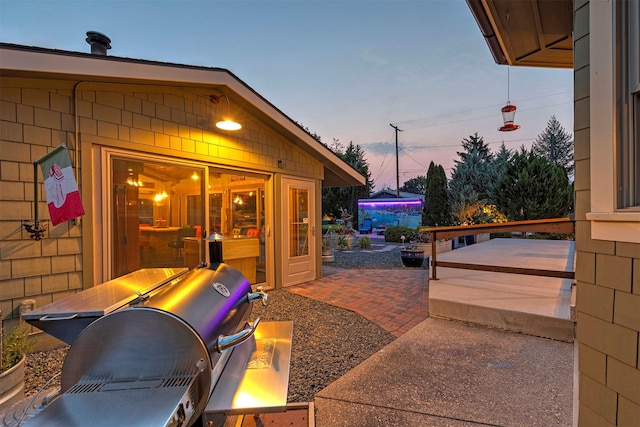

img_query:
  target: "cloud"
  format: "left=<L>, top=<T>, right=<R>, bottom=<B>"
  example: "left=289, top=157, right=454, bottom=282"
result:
left=361, top=141, right=395, bottom=156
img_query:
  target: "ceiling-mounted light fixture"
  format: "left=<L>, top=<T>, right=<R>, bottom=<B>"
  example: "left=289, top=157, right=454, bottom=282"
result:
left=499, top=11, right=520, bottom=132
left=210, top=95, right=242, bottom=131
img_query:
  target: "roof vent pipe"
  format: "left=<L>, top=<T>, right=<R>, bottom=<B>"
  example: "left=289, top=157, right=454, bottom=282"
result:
left=85, top=31, right=111, bottom=55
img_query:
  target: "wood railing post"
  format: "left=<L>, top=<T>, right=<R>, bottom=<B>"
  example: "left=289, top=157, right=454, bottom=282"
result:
left=431, top=235, right=438, bottom=280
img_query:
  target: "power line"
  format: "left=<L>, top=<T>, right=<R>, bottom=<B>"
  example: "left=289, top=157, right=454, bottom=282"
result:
left=400, top=101, right=571, bottom=131
left=401, top=136, right=535, bottom=151
left=393, top=91, right=572, bottom=127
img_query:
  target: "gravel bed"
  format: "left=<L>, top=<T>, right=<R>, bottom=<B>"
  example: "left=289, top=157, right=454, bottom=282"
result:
left=25, top=346, right=68, bottom=397
left=249, top=290, right=394, bottom=402
left=25, top=290, right=395, bottom=403
left=327, top=240, right=411, bottom=270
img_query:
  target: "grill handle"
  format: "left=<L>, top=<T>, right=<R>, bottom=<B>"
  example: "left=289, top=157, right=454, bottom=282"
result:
left=247, top=286, right=268, bottom=306
left=39, top=313, right=79, bottom=321
left=216, top=318, right=261, bottom=353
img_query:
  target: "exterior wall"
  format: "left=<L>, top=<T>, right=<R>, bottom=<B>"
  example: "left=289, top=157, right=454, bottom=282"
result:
left=573, top=1, right=640, bottom=425
left=0, top=76, right=324, bottom=326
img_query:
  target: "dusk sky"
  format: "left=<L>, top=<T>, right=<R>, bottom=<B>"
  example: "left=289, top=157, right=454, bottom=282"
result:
left=0, top=0, right=573, bottom=190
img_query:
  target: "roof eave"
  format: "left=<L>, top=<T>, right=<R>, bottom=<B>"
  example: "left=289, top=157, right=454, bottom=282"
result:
left=0, top=43, right=365, bottom=187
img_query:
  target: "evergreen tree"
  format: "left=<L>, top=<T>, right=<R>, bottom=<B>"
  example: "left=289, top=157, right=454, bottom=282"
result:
left=424, top=162, right=452, bottom=226
left=493, top=142, right=512, bottom=176
left=322, top=140, right=374, bottom=226
left=449, top=147, right=500, bottom=224
left=457, top=132, right=492, bottom=162
left=400, top=175, right=426, bottom=195
left=493, top=147, right=573, bottom=220
left=532, top=115, right=574, bottom=177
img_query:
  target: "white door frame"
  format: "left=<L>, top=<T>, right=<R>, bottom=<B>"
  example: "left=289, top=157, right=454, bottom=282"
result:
left=280, top=176, right=316, bottom=286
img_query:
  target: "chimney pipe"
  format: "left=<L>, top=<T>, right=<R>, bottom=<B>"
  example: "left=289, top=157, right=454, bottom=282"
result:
left=85, top=31, right=111, bottom=55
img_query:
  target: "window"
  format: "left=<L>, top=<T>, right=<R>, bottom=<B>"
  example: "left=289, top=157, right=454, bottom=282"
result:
left=587, top=0, right=640, bottom=243
left=615, top=0, right=640, bottom=208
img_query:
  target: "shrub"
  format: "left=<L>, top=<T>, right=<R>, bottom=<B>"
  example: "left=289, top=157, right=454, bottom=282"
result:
left=336, top=236, right=349, bottom=250
left=384, top=226, right=414, bottom=243
left=357, top=236, right=372, bottom=249
left=2, top=322, right=34, bottom=372
left=384, top=226, right=430, bottom=243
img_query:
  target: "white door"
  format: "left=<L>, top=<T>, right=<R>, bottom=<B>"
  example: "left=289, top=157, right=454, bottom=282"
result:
left=282, top=177, right=315, bottom=286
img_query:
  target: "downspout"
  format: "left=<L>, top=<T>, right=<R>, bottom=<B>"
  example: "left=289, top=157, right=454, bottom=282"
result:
left=71, top=32, right=111, bottom=225
left=73, top=81, right=84, bottom=226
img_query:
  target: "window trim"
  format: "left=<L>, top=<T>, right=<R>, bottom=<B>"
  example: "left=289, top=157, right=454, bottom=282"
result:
left=587, top=0, right=640, bottom=243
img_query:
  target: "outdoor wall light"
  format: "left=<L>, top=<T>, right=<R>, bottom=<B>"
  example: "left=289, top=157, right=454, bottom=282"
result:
left=210, top=95, right=242, bottom=131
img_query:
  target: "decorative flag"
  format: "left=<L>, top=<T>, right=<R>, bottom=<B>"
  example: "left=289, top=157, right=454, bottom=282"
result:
left=40, top=145, right=85, bottom=226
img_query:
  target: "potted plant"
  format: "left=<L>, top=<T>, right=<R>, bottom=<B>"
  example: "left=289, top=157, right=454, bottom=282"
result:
left=336, top=225, right=357, bottom=247
left=336, top=236, right=350, bottom=251
left=412, top=231, right=431, bottom=252
left=400, top=245, right=426, bottom=267
left=0, top=321, right=34, bottom=410
left=322, top=227, right=335, bottom=262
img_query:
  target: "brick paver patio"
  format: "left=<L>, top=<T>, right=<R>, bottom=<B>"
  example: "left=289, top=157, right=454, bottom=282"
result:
left=287, top=266, right=429, bottom=337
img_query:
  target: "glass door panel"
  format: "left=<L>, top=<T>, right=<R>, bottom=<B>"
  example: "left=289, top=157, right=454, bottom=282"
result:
left=208, top=170, right=268, bottom=285
left=289, top=188, right=309, bottom=257
left=111, top=157, right=204, bottom=278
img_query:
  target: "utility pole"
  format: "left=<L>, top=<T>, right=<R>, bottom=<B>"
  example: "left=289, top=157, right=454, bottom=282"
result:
left=390, top=124, right=403, bottom=198
left=550, top=133, right=557, bottom=165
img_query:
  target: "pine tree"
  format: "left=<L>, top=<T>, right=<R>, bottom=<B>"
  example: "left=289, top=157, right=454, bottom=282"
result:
left=493, top=142, right=512, bottom=176
left=449, top=144, right=505, bottom=224
left=424, top=162, right=452, bottom=226
left=322, top=140, right=374, bottom=226
left=457, top=132, right=492, bottom=162
left=532, top=115, right=574, bottom=177
left=493, top=148, right=573, bottom=220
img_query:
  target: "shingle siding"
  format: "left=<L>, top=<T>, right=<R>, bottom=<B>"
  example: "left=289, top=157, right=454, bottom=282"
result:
left=0, top=76, right=323, bottom=323
left=575, top=1, right=640, bottom=425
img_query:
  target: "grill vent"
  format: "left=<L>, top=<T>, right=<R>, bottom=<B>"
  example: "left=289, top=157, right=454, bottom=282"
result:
left=66, top=376, right=195, bottom=394
left=161, top=376, right=193, bottom=388
left=67, top=382, right=103, bottom=394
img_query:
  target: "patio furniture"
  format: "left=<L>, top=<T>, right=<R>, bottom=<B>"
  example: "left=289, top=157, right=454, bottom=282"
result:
left=359, top=218, right=373, bottom=234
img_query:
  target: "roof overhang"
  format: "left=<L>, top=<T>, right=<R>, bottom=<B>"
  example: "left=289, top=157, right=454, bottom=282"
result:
left=0, top=43, right=365, bottom=187
left=466, top=0, right=573, bottom=68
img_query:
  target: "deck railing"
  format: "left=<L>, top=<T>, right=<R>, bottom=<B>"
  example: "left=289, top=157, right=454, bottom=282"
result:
left=419, top=218, right=575, bottom=280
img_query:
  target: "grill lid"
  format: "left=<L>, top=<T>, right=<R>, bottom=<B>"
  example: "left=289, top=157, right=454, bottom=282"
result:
left=22, top=268, right=188, bottom=344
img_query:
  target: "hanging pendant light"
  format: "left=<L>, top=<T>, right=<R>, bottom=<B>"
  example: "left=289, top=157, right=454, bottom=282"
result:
left=210, top=95, right=242, bottom=131
left=499, top=11, right=520, bottom=132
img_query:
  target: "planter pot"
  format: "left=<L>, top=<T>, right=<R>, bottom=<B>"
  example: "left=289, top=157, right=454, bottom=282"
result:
left=344, top=235, right=356, bottom=248
left=414, top=241, right=451, bottom=256
left=0, top=355, right=25, bottom=411
left=322, top=249, right=334, bottom=262
left=400, top=249, right=425, bottom=267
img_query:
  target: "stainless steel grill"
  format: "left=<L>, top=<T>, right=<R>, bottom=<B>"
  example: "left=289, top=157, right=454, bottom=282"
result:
left=13, top=263, right=292, bottom=427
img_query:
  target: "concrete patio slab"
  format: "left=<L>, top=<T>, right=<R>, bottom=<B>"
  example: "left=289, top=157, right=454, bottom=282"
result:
left=429, top=238, right=575, bottom=341
left=315, top=317, right=573, bottom=427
